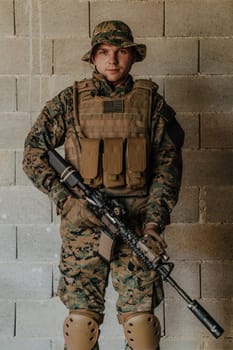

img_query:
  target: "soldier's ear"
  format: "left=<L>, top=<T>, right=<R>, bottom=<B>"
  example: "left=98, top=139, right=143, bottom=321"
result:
left=89, top=56, right=98, bottom=72
left=90, top=53, right=95, bottom=64
left=90, top=44, right=100, bottom=65
left=89, top=54, right=97, bottom=71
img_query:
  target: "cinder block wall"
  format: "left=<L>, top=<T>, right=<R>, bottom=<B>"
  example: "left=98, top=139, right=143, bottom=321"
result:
left=0, top=1, right=232, bottom=349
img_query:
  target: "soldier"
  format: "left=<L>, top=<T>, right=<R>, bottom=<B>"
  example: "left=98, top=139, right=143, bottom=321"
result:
left=23, top=21, right=184, bottom=350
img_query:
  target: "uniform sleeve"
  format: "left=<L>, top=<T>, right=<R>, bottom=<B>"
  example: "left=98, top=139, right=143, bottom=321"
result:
left=144, top=94, right=184, bottom=232
left=22, top=88, right=73, bottom=209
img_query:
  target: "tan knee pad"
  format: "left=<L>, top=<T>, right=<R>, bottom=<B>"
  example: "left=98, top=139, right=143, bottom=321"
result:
left=63, top=310, right=102, bottom=350
left=119, top=312, right=161, bottom=350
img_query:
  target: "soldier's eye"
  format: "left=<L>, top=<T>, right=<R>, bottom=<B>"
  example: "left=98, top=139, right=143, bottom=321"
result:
left=98, top=50, right=108, bottom=55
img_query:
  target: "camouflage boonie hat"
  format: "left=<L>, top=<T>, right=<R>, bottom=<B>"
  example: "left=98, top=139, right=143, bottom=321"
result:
left=82, top=20, right=146, bottom=62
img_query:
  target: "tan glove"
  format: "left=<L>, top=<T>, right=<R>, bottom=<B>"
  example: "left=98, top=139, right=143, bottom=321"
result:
left=143, top=223, right=167, bottom=252
left=61, top=195, right=102, bottom=228
left=128, top=223, right=167, bottom=271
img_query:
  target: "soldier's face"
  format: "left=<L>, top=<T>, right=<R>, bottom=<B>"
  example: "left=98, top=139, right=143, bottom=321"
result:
left=92, top=44, right=135, bottom=86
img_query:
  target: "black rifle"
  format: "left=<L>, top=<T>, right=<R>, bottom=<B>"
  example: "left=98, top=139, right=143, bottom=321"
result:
left=47, top=149, right=224, bottom=339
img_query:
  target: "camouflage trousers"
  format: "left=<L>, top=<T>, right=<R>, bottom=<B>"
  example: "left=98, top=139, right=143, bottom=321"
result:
left=58, top=217, right=163, bottom=349
left=58, top=225, right=163, bottom=312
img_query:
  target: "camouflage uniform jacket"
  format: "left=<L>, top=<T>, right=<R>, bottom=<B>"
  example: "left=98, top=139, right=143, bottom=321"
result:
left=23, top=73, right=183, bottom=232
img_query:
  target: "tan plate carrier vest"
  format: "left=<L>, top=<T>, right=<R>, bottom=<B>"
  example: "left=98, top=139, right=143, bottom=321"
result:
left=65, top=78, right=157, bottom=197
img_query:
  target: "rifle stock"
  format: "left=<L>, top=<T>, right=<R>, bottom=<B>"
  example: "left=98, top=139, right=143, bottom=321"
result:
left=47, top=149, right=224, bottom=339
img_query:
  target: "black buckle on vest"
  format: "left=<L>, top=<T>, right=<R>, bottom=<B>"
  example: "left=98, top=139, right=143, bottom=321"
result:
left=103, top=100, right=124, bottom=113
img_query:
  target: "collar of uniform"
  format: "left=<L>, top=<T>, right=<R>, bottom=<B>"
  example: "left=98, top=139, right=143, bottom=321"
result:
left=92, top=72, right=134, bottom=97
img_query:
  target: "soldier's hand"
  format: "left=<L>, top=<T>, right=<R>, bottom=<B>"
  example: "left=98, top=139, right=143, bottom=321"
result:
left=128, top=223, right=167, bottom=271
left=143, top=223, right=167, bottom=254
left=61, top=195, right=102, bottom=228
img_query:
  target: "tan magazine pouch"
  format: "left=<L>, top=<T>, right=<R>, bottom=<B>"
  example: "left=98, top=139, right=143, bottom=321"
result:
left=79, top=138, right=102, bottom=187
left=126, top=138, right=147, bottom=189
left=103, top=138, right=125, bottom=188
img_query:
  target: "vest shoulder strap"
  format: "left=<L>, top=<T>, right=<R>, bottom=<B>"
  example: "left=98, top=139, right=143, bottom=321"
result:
left=75, top=78, right=158, bottom=94
left=74, top=78, right=159, bottom=97
left=76, top=78, right=97, bottom=94
left=134, top=79, right=159, bottom=92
